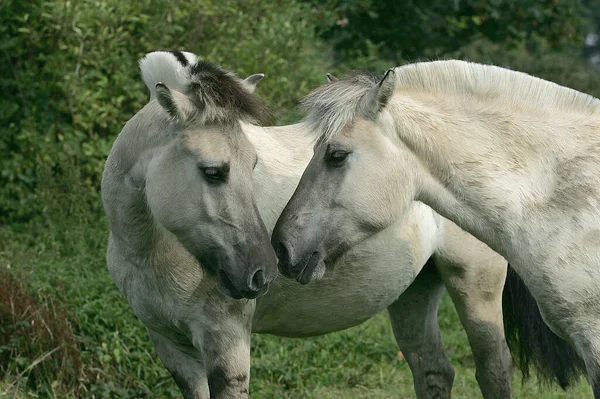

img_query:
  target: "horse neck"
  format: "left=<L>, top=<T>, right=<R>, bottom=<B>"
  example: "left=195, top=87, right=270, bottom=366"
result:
left=242, top=122, right=314, bottom=232
left=104, top=152, right=157, bottom=259
left=105, top=141, right=206, bottom=295
left=387, top=92, right=560, bottom=259
left=243, top=121, right=314, bottom=156
left=103, top=103, right=175, bottom=260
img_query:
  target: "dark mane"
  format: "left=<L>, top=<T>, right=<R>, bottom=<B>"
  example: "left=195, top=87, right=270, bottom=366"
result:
left=185, top=60, right=268, bottom=125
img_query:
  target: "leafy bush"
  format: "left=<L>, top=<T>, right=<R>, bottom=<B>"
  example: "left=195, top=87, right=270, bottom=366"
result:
left=318, top=0, right=588, bottom=62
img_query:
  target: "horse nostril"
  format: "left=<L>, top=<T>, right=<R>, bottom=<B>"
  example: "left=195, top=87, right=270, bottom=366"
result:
left=275, top=241, right=290, bottom=267
left=249, top=269, right=265, bottom=291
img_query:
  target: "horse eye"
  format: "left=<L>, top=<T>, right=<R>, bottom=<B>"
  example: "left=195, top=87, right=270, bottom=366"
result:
left=326, top=150, right=350, bottom=166
left=202, top=166, right=228, bottom=184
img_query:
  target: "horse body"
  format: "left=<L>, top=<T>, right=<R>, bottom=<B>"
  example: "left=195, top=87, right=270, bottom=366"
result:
left=273, top=59, right=600, bottom=395
left=102, top=52, right=510, bottom=398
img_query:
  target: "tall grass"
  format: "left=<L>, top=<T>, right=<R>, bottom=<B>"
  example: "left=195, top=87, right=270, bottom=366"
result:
left=0, top=269, right=81, bottom=396
left=0, top=166, right=175, bottom=398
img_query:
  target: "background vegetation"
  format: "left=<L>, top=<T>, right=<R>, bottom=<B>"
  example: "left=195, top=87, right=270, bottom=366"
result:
left=1, top=0, right=599, bottom=397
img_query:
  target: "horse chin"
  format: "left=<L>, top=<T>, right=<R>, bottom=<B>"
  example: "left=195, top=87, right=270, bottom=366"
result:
left=296, top=253, right=326, bottom=285
left=323, top=241, right=352, bottom=267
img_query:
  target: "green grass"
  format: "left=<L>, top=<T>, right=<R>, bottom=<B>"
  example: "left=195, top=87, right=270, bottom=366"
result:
left=0, top=191, right=593, bottom=398
left=250, top=301, right=592, bottom=398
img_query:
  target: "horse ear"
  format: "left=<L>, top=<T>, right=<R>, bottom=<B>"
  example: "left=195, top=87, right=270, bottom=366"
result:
left=155, top=82, right=196, bottom=122
left=326, top=73, right=338, bottom=82
left=242, top=73, right=265, bottom=93
left=364, top=68, right=396, bottom=117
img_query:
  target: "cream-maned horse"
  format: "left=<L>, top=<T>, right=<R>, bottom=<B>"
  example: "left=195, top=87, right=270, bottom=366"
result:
left=273, top=61, right=600, bottom=396
left=102, top=52, right=512, bottom=399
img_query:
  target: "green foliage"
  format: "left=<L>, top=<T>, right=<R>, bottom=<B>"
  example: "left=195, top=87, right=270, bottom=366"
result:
left=318, top=0, right=588, bottom=62
left=0, top=0, right=331, bottom=222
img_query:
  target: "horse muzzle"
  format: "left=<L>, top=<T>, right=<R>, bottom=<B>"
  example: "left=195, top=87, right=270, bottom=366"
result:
left=272, top=238, right=325, bottom=284
left=215, top=245, right=278, bottom=299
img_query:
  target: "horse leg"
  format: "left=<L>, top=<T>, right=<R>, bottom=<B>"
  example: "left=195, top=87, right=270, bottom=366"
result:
left=193, top=299, right=254, bottom=399
left=200, top=327, right=252, bottom=399
left=148, top=305, right=253, bottom=399
left=387, top=259, right=455, bottom=399
left=148, top=329, right=209, bottom=399
left=435, top=220, right=512, bottom=399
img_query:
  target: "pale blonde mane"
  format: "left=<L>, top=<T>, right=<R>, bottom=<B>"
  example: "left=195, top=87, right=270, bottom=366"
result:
left=302, top=60, right=600, bottom=144
left=394, top=60, right=600, bottom=115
